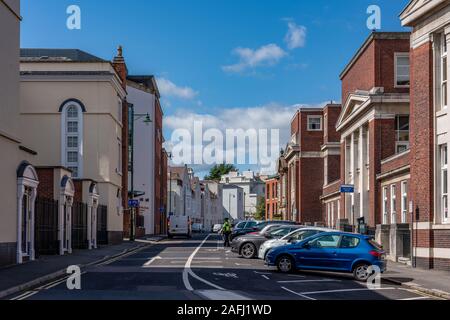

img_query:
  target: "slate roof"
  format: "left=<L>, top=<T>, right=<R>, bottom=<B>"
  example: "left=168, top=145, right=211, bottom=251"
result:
left=20, top=49, right=107, bottom=62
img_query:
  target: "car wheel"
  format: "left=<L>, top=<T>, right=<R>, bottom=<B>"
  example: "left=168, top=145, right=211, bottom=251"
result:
left=277, top=255, right=294, bottom=273
left=240, top=243, right=256, bottom=259
left=353, top=263, right=371, bottom=282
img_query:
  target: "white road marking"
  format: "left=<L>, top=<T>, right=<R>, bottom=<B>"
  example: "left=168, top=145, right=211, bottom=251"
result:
left=281, top=287, right=316, bottom=300
left=183, top=234, right=225, bottom=291
left=262, top=275, right=270, bottom=280
left=254, top=271, right=272, bottom=275
left=300, top=287, right=396, bottom=295
left=277, top=279, right=341, bottom=284
left=143, top=256, right=162, bottom=267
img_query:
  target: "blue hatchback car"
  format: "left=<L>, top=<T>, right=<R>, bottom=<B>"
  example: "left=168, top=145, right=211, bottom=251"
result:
left=265, top=231, right=386, bottom=281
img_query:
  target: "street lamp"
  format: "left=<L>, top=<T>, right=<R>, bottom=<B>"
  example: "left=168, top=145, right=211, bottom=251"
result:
left=128, top=103, right=153, bottom=241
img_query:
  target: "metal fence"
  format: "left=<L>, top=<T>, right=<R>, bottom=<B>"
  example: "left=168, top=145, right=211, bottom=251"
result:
left=35, top=197, right=59, bottom=256
left=72, top=202, right=88, bottom=249
left=97, top=205, right=108, bottom=245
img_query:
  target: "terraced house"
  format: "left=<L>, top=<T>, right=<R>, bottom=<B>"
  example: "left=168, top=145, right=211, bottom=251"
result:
left=400, top=0, right=450, bottom=270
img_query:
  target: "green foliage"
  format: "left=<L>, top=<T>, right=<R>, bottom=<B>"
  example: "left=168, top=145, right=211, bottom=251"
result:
left=204, top=164, right=237, bottom=181
left=254, top=196, right=266, bottom=220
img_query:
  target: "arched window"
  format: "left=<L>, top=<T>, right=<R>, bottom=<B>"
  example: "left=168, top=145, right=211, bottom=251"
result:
left=61, top=101, right=83, bottom=178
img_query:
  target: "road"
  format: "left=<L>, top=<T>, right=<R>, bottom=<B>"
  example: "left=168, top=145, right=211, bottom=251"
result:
left=8, top=234, right=439, bottom=300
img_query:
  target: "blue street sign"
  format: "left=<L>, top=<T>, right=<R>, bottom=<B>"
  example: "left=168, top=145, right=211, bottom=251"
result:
left=128, top=199, right=140, bottom=208
left=340, top=184, right=355, bottom=193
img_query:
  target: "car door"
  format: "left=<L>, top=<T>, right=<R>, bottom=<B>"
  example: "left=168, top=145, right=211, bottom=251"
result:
left=294, top=234, right=341, bottom=270
left=335, top=235, right=361, bottom=271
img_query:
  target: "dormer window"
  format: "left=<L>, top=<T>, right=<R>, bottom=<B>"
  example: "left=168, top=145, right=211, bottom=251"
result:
left=395, top=53, right=410, bottom=88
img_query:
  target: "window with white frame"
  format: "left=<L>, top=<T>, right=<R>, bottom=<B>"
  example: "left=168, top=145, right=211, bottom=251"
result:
left=401, top=181, right=408, bottom=223
left=441, top=144, right=448, bottom=223
left=63, top=102, right=83, bottom=178
left=307, top=115, right=323, bottom=131
left=442, top=34, right=448, bottom=110
left=395, top=115, right=410, bottom=153
left=117, top=189, right=123, bottom=216
left=395, top=53, right=410, bottom=87
left=391, top=185, right=397, bottom=224
left=382, top=187, right=388, bottom=224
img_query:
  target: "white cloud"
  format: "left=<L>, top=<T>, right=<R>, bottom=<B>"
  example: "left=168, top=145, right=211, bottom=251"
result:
left=156, top=78, right=198, bottom=100
left=164, top=102, right=326, bottom=174
left=284, top=21, right=307, bottom=50
left=222, top=44, right=287, bottom=73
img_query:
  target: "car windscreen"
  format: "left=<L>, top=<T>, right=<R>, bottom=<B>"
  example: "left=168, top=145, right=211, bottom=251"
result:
left=269, top=227, right=292, bottom=237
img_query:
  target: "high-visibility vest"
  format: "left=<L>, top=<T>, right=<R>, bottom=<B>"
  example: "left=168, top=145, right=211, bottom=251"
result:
left=223, top=223, right=231, bottom=232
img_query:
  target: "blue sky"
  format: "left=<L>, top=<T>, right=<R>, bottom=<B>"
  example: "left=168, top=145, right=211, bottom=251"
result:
left=21, top=0, right=410, bottom=177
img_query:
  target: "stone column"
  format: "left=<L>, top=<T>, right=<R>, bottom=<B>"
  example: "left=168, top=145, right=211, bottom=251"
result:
left=30, top=187, right=37, bottom=261
left=16, top=184, right=25, bottom=264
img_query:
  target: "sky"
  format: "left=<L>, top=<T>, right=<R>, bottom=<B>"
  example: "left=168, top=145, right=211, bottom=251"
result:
left=21, top=0, right=410, bottom=178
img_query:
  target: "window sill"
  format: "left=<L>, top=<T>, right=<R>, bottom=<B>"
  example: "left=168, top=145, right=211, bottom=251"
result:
left=436, top=108, right=448, bottom=118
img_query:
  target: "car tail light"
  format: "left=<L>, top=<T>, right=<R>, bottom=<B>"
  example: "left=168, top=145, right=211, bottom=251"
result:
left=369, top=250, right=382, bottom=258
left=249, top=232, right=258, bottom=235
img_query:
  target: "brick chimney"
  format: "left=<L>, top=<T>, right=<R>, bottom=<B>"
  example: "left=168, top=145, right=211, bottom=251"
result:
left=112, top=46, right=130, bottom=238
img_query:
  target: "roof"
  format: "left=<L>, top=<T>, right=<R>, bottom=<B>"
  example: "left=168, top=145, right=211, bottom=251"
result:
left=339, top=32, right=411, bottom=79
left=127, top=75, right=161, bottom=98
left=20, top=49, right=107, bottom=63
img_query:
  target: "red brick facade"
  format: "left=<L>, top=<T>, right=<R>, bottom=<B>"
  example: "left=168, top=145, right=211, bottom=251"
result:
left=265, top=177, right=279, bottom=220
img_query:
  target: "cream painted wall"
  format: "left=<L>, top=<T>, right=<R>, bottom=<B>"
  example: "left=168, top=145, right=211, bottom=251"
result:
left=19, top=63, right=125, bottom=233
left=0, top=0, right=22, bottom=245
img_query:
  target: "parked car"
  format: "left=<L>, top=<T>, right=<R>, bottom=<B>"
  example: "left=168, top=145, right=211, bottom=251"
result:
left=258, top=227, right=333, bottom=260
left=167, top=215, right=192, bottom=239
left=192, top=223, right=204, bottom=233
left=230, top=220, right=296, bottom=241
left=231, top=224, right=303, bottom=259
left=212, top=224, right=223, bottom=233
left=265, top=231, right=386, bottom=281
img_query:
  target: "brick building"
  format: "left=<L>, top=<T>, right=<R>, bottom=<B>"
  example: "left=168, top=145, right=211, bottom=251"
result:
left=400, top=0, right=450, bottom=270
left=282, top=107, right=325, bottom=224
left=334, top=32, right=412, bottom=262
left=265, top=175, right=279, bottom=220
left=320, top=104, right=342, bottom=229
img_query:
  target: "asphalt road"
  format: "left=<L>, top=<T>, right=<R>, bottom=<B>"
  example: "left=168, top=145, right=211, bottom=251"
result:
left=8, top=234, right=440, bottom=300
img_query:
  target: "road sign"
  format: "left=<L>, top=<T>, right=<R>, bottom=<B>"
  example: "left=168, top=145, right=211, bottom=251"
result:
left=128, top=199, right=140, bottom=208
left=340, top=184, right=355, bottom=193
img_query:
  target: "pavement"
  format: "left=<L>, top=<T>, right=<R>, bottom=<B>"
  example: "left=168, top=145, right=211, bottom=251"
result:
left=3, top=234, right=445, bottom=301
left=382, top=261, right=450, bottom=300
left=0, top=236, right=165, bottom=299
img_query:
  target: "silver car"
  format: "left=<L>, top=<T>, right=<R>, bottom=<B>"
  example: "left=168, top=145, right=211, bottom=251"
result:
left=258, top=227, right=333, bottom=260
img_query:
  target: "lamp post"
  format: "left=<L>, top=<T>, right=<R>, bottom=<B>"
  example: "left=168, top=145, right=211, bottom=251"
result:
left=129, top=103, right=152, bottom=241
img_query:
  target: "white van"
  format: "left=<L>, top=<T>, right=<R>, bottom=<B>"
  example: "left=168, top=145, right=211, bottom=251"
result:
left=168, top=215, right=192, bottom=238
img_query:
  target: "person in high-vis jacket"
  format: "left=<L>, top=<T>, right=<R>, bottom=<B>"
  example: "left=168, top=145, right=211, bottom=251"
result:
left=222, top=218, right=232, bottom=247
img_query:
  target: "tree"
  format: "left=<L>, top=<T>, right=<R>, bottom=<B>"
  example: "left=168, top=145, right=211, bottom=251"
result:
left=204, top=164, right=236, bottom=181
left=254, top=196, right=266, bottom=220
